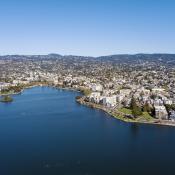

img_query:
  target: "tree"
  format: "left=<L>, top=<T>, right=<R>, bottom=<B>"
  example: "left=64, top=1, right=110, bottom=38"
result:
left=79, top=88, right=92, bottom=96
left=132, top=106, right=142, bottom=117
left=143, top=102, right=152, bottom=113
left=130, top=97, right=142, bottom=117
left=0, top=95, right=13, bottom=103
left=165, top=104, right=175, bottom=114
left=130, top=97, right=137, bottom=109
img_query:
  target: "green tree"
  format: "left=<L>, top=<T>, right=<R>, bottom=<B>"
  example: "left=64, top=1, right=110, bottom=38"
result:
left=130, top=98, right=137, bottom=109
left=165, top=104, right=175, bottom=114
left=143, top=102, right=152, bottom=113
left=79, top=88, right=92, bottom=96
left=1, top=95, right=13, bottom=103
left=132, top=106, right=142, bottom=117
left=130, top=97, right=142, bottom=117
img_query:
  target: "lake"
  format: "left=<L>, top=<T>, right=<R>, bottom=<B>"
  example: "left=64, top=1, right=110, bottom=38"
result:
left=0, top=86, right=175, bottom=175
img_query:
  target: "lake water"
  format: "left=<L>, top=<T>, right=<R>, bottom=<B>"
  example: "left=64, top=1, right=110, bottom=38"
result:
left=0, top=86, right=175, bottom=175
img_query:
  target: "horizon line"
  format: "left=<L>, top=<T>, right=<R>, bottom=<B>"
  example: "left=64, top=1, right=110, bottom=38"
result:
left=1, top=52, right=175, bottom=58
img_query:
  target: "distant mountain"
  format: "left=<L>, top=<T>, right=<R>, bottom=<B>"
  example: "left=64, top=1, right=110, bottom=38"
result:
left=1, top=53, right=175, bottom=64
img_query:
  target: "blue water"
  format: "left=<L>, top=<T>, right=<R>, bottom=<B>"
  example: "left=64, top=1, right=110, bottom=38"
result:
left=0, top=86, right=175, bottom=175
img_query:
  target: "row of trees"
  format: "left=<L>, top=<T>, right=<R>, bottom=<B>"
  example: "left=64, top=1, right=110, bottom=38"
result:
left=1, top=85, right=23, bottom=94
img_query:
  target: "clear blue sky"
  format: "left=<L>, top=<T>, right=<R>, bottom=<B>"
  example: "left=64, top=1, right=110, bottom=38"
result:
left=0, top=0, right=175, bottom=56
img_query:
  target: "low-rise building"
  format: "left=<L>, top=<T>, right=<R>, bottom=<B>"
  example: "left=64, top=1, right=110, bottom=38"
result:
left=103, top=96, right=117, bottom=107
left=89, top=92, right=101, bottom=103
left=154, top=105, right=168, bottom=120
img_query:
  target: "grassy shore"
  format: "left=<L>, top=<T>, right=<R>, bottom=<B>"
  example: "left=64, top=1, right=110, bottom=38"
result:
left=1, top=84, right=175, bottom=127
left=76, top=96, right=175, bottom=127
left=0, top=82, right=50, bottom=96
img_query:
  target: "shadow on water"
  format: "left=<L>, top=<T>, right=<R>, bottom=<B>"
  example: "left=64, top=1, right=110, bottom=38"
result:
left=130, top=123, right=140, bottom=137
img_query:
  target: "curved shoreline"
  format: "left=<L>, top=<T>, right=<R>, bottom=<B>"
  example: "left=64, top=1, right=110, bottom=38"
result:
left=0, top=85, right=40, bottom=96
left=76, top=96, right=175, bottom=127
left=1, top=85, right=175, bottom=127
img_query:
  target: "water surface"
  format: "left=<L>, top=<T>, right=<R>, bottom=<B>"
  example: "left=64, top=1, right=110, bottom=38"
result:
left=0, top=86, right=175, bottom=175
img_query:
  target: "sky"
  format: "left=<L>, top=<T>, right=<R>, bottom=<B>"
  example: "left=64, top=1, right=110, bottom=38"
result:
left=0, top=0, right=175, bottom=56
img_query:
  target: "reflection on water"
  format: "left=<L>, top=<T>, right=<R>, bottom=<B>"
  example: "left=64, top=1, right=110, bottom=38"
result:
left=0, top=87, right=175, bottom=175
left=130, top=124, right=140, bottom=137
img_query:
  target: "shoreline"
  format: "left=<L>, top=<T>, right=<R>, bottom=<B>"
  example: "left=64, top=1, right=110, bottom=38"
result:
left=0, top=84, right=78, bottom=97
left=55, top=86, right=81, bottom=92
left=76, top=96, right=175, bottom=127
left=1, top=84, right=175, bottom=127
left=0, top=84, right=39, bottom=97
